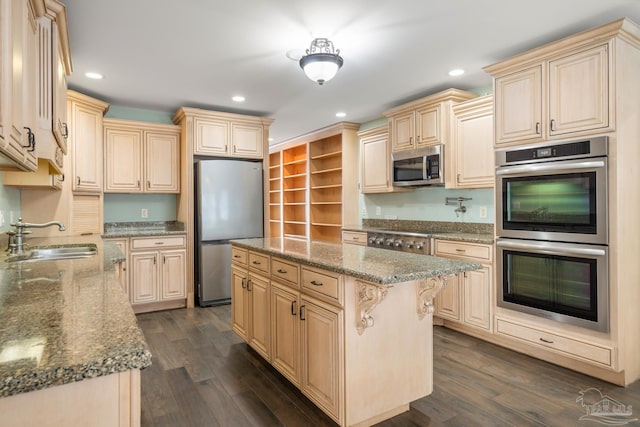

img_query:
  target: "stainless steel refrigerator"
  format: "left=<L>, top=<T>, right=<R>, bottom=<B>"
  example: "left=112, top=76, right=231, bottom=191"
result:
left=194, top=159, right=263, bottom=306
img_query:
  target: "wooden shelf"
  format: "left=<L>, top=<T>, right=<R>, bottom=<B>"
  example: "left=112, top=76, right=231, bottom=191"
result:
left=311, top=223, right=341, bottom=227
left=283, top=187, right=306, bottom=192
left=311, top=202, right=341, bottom=205
left=311, top=184, right=342, bottom=190
left=283, top=158, right=306, bottom=166
left=310, top=150, right=342, bottom=160
left=284, top=233, right=307, bottom=240
left=284, top=220, right=306, bottom=225
left=284, top=202, right=306, bottom=206
left=284, top=173, right=307, bottom=179
left=311, top=167, right=342, bottom=175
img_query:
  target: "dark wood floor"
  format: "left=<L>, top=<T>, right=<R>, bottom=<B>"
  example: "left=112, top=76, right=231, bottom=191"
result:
left=137, top=306, right=640, bottom=426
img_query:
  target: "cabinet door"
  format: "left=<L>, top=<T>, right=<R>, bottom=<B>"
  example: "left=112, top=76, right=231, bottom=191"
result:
left=8, top=0, right=25, bottom=157
left=104, top=126, right=142, bottom=192
left=453, top=102, right=494, bottom=188
left=145, top=131, right=180, bottom=193
left=131, top=252, right=159, bottom=304
left=390, top=112, right=414, bottom=152
left=248, top=273, right=270, bottom=359
left=52, top=21, right=68, bottom=153
left=161, top=249, right=186, bottom=300
left=361, top=132, right=391, bottom=193
left=415, top=104, right=440, bottom=146
left=232, top=122, right=263, bottom=158
left=494, top=66, right=543, bottom=144
left=463, top=265, right=492, bottom=331
left=270, top=282, right=300, bottom=385
left=435, top=273, right=461, bottom=322
left=108, top=239, right=129, bottom=297
left=548, top=44, right=609, bottom=136
left=71, top=102, right=103, bottom=193
left=194, top=117, right=228, bottom=156
left=300, top=297, right=342, bottom=420
left=231, top=265, right=249, bottom=341
left=21, top=2, right=37, bottom=172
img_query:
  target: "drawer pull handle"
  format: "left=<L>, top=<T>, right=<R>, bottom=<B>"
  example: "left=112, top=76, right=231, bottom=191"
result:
left=277, top=269, right=287, bottom=274
left=539, top=338, right=554, bottom=344
left=155, top=242, right=165, bottom=245
left=233, top=255, right=241, bottom=258
left=291, top=300, right=297, bottom=315
left=310, top=280, right=323, bottom=287
left=252, top=261, right=261, bottom=265
left=455, top=249, right=466, bottom=253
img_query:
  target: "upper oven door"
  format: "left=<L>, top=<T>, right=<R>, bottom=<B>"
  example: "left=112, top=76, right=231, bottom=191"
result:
left=496, top=156, right=607, bottom=244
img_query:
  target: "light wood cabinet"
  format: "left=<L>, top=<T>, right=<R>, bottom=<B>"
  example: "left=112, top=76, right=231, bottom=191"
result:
left=193, top=113, right=264, bottom=158
left=67, top=90, right=108, bottom=193
left=268, top=151, right=282, bottom=237
left=490, top=43, right=611, bottom=145
left=128, top=235, right=187, bottom=313
left=384, top=89, right=477, bottom=153
left=435, top=240, right=493, bottom=332
left=270, top=123, right=360, bottom=243
left=341, top=230, right=367, bottom=246
left=270, top=281, right=300, bottom=385
left=448, top=95, right=494, bottom=189
left=106, top=238, right=129, bottom=298
left=0, top=0, right=38, bottom=172
left=358, top=125, right=410, bottom=194
left=231, top=264, right=250, bottom=341
left=103, top=119, right=180, bottom=193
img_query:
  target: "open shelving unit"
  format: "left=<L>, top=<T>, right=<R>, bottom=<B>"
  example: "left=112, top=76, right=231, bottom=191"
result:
left=268, top=122, right=359, bottom=244
left=268, top=151, right=282, bottom=238
left=282, top=144, right=308, bottom=240
left=309, top=134, right=343, bottom=242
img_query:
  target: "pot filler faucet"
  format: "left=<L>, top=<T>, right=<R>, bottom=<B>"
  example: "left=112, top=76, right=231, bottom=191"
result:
left=6, top=217, right=66, bottom=255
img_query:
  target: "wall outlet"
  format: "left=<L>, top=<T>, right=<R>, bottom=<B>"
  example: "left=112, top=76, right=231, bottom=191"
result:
left=375, top=206, right=381, bottom=216
left=479, top=206, right=487, bottom=218
left=141, top=208, right=149, bottom=218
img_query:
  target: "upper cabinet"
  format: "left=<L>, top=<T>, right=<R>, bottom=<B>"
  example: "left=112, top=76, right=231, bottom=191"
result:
left=448, top=95, right=494, bottom=189
left=0, top=0, right=38, bottom=171
left=383, top=89, right=477, bottom=152
left=67, top=90, right=109, bottom=194
left=104, top=118, right=181, bottom=194
left=486, top=31, right=614, bottom=146
left=186, top=109, right=271, bottom=159
left=358, top=125, right=410, bottom=194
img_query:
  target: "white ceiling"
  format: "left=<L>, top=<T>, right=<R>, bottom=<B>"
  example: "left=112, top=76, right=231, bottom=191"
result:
left=60, top=0, right=640, bottom=144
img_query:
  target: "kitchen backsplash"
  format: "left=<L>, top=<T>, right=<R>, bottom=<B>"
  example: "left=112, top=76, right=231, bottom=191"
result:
left=0, top=173, right=21, bottom=233
left=103, top=194, right=177, bottom=222
left=361, top=187, right=494, bottom=224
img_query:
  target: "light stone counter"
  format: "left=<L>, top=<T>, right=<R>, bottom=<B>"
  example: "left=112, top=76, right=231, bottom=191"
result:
left=0, top=235, right=151, bottom=398
left=230, top=237, right=482, bottom=285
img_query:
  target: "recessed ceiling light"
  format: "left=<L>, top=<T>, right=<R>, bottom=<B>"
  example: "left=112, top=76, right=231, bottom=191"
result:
left=448, top=69, right=465, bottom=77
left=85, top=72, right=103, bottom=79
left=232, top=95, right=245, bottom=102
left=336, top=112, right=346, bottom=118
left=268, top=137, right=274, bottom=142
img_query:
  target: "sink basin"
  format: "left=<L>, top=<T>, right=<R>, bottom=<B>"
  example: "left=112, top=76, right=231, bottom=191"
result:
left=7, top=244, right=98, bottom=262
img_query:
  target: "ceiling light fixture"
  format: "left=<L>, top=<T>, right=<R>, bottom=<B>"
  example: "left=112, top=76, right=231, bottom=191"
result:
left=85, top=72, right=103, bottom=79
left=335, top=112, right=346, bottom=118
left=448, top=68, right=465, bottom=77
left=299, top=38, right=343, bottom=85
left=232, top=95, right=245, bottom=102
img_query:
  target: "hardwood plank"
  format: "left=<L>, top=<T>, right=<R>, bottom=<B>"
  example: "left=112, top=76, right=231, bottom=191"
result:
left=231, top=390, right=283, bottom=427
left=165, top=367, right=220, bottom=427
left=196, top=377, right=254, bottom=427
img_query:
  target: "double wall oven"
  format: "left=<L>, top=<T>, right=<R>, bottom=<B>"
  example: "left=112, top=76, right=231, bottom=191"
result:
left=495, top=137, right=609, bottom=332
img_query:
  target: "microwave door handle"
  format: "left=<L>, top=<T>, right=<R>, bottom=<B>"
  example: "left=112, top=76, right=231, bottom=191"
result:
left=496, top=160, right=606, bottom=176
left=425, top=156, right=430, bottom=180
left=496, top=239, right=606, bottom=257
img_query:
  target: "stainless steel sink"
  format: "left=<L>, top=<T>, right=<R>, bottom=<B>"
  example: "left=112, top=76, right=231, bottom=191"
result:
left=6, top=244, right=98, bottom=262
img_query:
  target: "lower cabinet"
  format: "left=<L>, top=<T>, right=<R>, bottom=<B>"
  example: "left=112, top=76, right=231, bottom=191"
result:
left=105, top=235, right=187, bottom=314
left=434, top=240, right=493, bottom=332
left=270, top=281, right=300, bottom=385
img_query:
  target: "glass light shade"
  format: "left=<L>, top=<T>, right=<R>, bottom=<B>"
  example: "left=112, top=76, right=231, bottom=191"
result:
left=300, top=53, right=343, bottom=85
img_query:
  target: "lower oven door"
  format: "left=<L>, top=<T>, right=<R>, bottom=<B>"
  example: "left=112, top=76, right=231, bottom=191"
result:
left=496, top=238, right=608, bottom=332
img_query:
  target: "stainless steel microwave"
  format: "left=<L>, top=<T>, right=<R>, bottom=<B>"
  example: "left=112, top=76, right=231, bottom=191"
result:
left=392, top=145, right=444, bottom=187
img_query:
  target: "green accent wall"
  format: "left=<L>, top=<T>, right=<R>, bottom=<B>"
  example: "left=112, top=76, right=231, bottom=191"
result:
left=104, top=194, right=177, bottom=222
left=0, top=172, right=21, bottom=232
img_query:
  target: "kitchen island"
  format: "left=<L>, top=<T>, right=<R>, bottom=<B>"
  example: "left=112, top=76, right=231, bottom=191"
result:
left=0, top=235, right=151, bottom=427
left=230, top=238, right=481, bottom=427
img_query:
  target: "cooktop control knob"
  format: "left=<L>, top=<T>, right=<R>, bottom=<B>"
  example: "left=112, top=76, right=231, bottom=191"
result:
left=385, top=238, right=394, bottom=247
left=406, top=241, right=415, bottom=249
left=416, top=242, right=424, bottom=250
left=394, top=239, right=403, bottom=248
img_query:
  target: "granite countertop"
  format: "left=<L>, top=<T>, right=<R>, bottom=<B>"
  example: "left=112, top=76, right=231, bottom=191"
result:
left=102, top=221, right=186, bottom=238
left=231, top=238, right=482, bottom=285
left=0, top=235, right=152, bottom=398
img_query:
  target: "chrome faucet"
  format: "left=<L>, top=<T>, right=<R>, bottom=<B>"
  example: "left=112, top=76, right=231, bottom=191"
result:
left=8, top=218, right=66, bottom=254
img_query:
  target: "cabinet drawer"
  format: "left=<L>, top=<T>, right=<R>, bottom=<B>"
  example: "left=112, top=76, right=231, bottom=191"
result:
left=231, top=246, right=248, bottom=266
left=248, top=251, right=270, bottom=274
left=302, top=267, right=341, bottom=301
left=271, top=257, right=299, bottom=287
left=342, top=231, right=367, bottom=245
left=131, top=235, right=186, bottom=250
left=496, top=318, right=612, bottom=367
left=434, top=240, right=491, bottom=262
